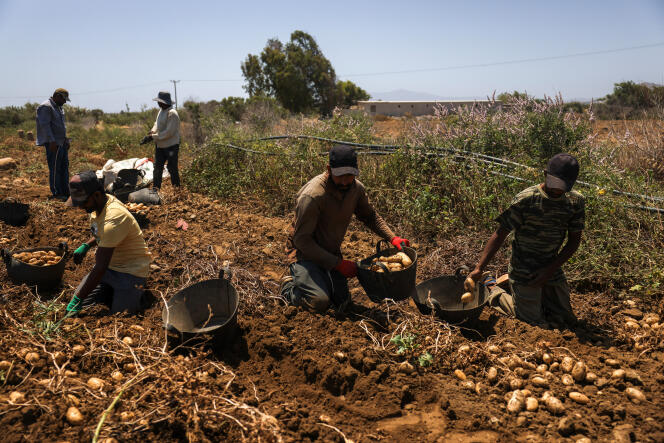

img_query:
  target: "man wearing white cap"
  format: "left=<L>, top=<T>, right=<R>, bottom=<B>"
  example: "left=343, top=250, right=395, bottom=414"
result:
left=141, top=91, right=181, bottom=189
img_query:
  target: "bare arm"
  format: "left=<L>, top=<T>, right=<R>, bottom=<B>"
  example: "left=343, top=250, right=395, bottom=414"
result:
left=469, top=227, right=510, bottom=282
left=75, top=247, right=113, bottom=300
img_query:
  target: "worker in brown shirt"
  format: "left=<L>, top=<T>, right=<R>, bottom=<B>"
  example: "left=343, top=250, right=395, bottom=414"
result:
left=282, top=145, right=410, bottom=313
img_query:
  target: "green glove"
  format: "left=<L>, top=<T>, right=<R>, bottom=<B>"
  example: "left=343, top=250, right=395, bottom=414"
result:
left=66, top=295, right=82, bottom=314
left=73, top=243, right=91, bottom=265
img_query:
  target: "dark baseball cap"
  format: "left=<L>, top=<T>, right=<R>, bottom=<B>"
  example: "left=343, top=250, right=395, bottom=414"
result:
left=53, top=88, right=71, bottom=102
left=329, top=144, right=359, bottom=176
left=545, top=153, right=579, bottom=192
left=67, top=171, right=103, bottom=207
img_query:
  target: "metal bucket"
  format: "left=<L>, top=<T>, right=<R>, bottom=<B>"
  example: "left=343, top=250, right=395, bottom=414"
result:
left=412, top=268, right=489, bottom=324
left=162, top=267, right=239, bottom=339
left=1, top=243, right=68, bottom=289
left=0, top=200, right=30, bottom=226
left=357, top=240, right=417, bottom=303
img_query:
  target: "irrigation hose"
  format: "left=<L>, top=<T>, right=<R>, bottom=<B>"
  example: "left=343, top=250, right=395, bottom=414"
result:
left=213, top=135, right=664, bottom=214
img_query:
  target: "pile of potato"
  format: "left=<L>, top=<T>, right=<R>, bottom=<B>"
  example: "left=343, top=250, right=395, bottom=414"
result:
left=13, top=250, right=62, bottom=267
left=126, top=202, right=149, bottom=215
left=0, top=237, right=13, bottom=247
left=370, top=251, right=412, bottom=273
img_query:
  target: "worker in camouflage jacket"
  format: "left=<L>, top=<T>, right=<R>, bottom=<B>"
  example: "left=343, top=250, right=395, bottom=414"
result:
left=468, top=153, right=585, bottom=328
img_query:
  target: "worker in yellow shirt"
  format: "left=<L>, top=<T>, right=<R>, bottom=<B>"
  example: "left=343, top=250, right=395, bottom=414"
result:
left=65, top=171, right=151, bottom=315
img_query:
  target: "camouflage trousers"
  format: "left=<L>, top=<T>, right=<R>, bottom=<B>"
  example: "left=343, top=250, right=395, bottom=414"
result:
left=488, top=277, right=576, bottom=328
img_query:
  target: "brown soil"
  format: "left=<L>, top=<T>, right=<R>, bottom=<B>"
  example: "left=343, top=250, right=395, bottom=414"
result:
left=1, top=141, right=663, bottom=442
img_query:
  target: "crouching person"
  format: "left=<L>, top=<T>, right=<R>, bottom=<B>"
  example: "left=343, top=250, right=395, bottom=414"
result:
left=468, top=153, right=585, bottom=329
left=65, top=171, right=152, bottom=315
left=281, top=145, right=409, bottom=313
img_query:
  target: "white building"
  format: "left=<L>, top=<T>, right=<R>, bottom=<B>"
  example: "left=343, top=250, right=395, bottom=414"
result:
left=356, top=100, right=501, bottom=117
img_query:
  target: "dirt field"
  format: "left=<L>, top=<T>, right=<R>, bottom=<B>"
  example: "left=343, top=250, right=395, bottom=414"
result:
left=1, top=137, right=663, bottom=442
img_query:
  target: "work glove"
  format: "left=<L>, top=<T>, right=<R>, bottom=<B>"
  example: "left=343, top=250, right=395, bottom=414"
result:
left=66, top=295, right=82, bottom=315
left=391, top=236, right=410, bottom=251
left=140, top=135, right=153, bottom=145
left=73, top=243, right=91, bottom=265
left=334, top=259, right=358, bottom=278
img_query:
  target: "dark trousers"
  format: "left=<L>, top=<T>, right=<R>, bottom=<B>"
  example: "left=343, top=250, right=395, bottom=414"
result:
left=281, top=260, right=350, bottom=313
left=44, top=142, right=69, bottom=197
left=77, top=269, right=147, bottom=314
left=153, top=144, right=180, bottom=189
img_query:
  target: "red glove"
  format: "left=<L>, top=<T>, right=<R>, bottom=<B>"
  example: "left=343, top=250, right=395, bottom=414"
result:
left=335, top=259, right=358, bottom=278
left=391, top=236, right=410, bottom=250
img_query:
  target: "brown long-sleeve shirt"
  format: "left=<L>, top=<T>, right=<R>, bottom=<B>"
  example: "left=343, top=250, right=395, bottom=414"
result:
left=286, top=173, right=395, bottom=270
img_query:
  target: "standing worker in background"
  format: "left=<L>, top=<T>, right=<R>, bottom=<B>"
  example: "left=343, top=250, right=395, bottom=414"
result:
left=36, top=88, right=71, bottom=201
left=141, top=91, right=180, bottom=189
left=65, top=171, right=152, bottom=315
left=468, top=153, right=585, bottom=329
left=281, top=145, right=410, bottom=313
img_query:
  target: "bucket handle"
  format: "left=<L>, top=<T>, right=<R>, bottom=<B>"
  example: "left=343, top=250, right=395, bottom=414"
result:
left=454, top=266, right=470, bottom=280
left=218, top=260, right=232, bottom=281
left=375, top=239, right=394, bottom=255
left=1, top=248, right=12, bottom=267
left=374, top=261, right=391, bottom=273
left=58, top=241, right=69, bottom=258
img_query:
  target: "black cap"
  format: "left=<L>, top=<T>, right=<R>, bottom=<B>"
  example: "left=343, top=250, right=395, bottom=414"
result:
left=545, top=153, right=579, bottom=192
left=329, top=144, right=359, bottom=176
left=68, top=171, right=103, bottom=207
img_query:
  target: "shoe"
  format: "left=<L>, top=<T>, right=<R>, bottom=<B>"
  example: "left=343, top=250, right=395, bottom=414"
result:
left=481, top=272, right=497, bottom=289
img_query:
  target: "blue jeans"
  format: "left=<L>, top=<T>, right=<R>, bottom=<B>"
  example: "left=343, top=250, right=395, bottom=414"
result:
left=77, top=269, right=147, bottom=314
left=281, top=260, right=350, bottom=313
left=44, top=142, right=69, bottom=197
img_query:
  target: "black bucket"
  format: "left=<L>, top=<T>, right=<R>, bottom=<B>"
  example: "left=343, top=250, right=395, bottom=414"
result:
left=0, top=200, right=30, bottom=226
left=412, top=268, right=489, bottom=324
left=162, top=267, right=239, bottom=341
left=357, top=240, right=417, bottom=303
left=2, top=243, right=68, bottom=289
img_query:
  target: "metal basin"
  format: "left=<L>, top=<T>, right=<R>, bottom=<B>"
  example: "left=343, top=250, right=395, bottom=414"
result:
left=412, top=268, right=489, bottom=324
left=162, top=267, right=239, bottom=337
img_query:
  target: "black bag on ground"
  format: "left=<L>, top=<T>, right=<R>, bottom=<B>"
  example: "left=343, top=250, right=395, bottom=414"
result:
left=0, top=199, right=30, bottom=226
left=111, top=169, right=146, bottom=202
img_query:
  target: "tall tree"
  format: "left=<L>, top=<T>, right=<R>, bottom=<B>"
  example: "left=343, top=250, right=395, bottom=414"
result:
left=241, top=31, right=368, bottom=115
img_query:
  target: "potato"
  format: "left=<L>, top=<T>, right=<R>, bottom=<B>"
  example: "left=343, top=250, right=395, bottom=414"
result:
left=561, top=356, right=574, bottom=373
left=0, top=360, right=11, bottom=370
left=568, top=391, right=590, bottom=404
left=9, top=391, right=25, bottom=403
left=531, top=376, right=548, bottom=388
left=120, top=411, right=135, bottom=422
left=585, top=372, right=598, bottom=383
left=487, top=345, right=500, bottom=354
left=333, top=351, right=346, bottom=361
left=461, top=380, right=475, bottom=391
left=571, top=361, right=587, bottom=382
left=396, top=252, right=412, bottom=267
left=454, top=369, right=466, bottom=381
left=605, top=358, right=621, bottom=368
left=611, top=369, right=626, bottom=380
left=87, top=377, right=104, bottom=390
left=507, top=390, right=525, bottom=413
left=64, top=370, right=77, bottom=377
left=541, top=353, right=553, bottom=365
left=523, top=396, right=538, bottom=411
left=460, top=292, right=473, bottom=303
left=111, top=370, right=124, bottom=382
left=25, top=352, right=40, bottom=364
left=66, top=394, right=80, bottom=406
left=487, top=367, right=498, bottom=383
left=53, top=351, right=66, bottom=365
left=398, top=361, right=414, bottom=374
left=545, top=396, right=565, bottom=415
left=549, top=361, right=560, bottom=372
left=536, top=364, right=548, bottom=373
left=66, top=406, right=84, bottom=424
left=561, top=374, right=574, bottom=386
left=72, top=345, right=86, bottom=356
left=464, top=277, right=475, bottom=292
left=122, top=336, right=134, bottom=346
left=509, top=378, right=524, bottom=390
left=625, top=387, right=646, bottom=403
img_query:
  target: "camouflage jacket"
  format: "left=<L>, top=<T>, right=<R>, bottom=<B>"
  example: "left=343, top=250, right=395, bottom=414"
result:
left=496, top=184, right=585, bottom=283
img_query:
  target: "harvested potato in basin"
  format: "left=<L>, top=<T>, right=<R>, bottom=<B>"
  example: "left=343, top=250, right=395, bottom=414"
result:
left=370, top=251, right=413, bottom=273
left=12, top=250, right=62, bottom=266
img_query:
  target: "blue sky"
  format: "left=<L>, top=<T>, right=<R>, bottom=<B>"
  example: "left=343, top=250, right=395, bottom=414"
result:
left=1, top=0, right=663, bottom=111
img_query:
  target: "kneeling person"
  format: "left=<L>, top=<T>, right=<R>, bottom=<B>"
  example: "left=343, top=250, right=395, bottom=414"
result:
left=468, top=153, right=585, bottom=328
left=66, top=171, right=152, bottom=315
left=281, top=145, right=409, bottom=313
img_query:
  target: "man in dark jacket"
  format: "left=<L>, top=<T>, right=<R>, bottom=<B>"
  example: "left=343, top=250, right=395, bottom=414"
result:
left=281, top=145, right=409, bottom=313
left=36, top=88, right=71, bottom=200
